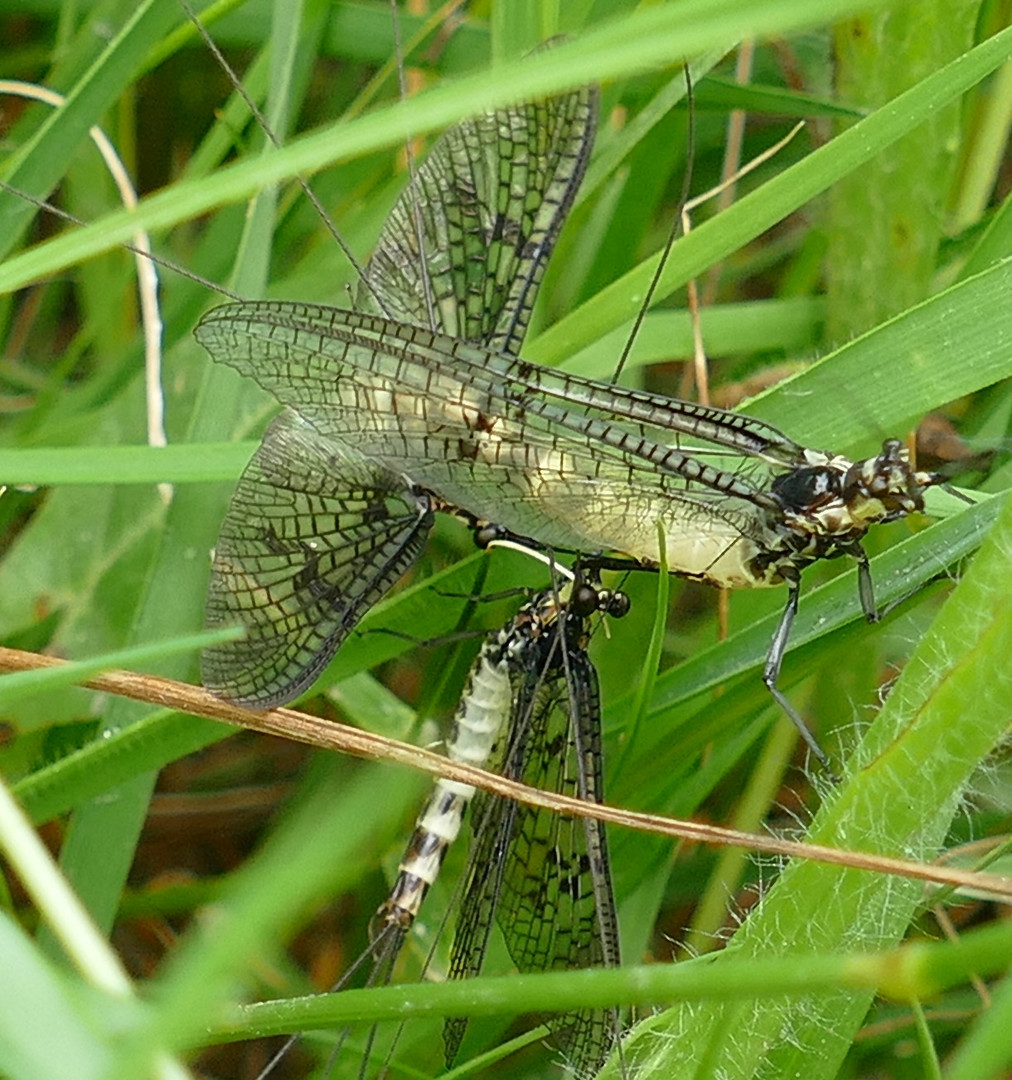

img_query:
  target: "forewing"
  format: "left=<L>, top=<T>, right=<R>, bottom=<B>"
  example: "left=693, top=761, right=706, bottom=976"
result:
left=444, top=640, right=619, bottom=1074
left=442, top=767, right=518, bottom=1064
left=194, top=304, right=795, bottom=500
left=494, top=649, right=619, bottom=1075
left=203, top=409, right=433, bottom=706
left=194, top=303, right=777, bottom=570
left=357, top=85, right=597, bottom=354
left=197, top=302, right=802, bottom=463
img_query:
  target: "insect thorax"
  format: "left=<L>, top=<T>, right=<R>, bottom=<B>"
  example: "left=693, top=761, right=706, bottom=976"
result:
left=757, top=438, right=936, bottom=579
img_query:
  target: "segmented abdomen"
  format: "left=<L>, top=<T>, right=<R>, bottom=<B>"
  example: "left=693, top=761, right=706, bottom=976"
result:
left=370, top=642, right=513, bottom=936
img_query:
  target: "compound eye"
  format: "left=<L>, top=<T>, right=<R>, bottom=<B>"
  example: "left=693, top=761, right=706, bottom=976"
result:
left=570, top=583, right=600, bottom=617
left=601, top=590, right=631, bottom=619
left=771, top=467, right=841, bottom=511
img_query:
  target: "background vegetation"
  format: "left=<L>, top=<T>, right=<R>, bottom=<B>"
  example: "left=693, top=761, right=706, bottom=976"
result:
left=0, top=1, right=1010, bottom=1078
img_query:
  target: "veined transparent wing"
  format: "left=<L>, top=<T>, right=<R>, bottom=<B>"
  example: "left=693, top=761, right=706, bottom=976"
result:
left=202, top=410, right=432, bottom=705
left=444, top=603, right=621, bottom=1076
left=196, top=302, right=939, bottom=589
left=358, top=85, right=598, bottom=355
left=195, top=302, right=798, bottom=580
left=198, top=304, right=805, bottom=469
left=202, top=84, right=597, bottom=705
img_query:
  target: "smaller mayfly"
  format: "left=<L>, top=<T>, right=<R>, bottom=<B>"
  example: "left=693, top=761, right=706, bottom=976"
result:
left=342, top=576, right=629, bottom=1078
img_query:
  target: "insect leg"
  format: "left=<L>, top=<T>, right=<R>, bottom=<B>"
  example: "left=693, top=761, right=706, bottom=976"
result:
left=761, top=572, right=832, bottom=769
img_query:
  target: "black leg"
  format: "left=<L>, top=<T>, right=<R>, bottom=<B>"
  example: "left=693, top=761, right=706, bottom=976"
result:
left=762, top=572, right=834, bottom=771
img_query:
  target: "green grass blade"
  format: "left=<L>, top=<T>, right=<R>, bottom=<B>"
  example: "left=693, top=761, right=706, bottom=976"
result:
left=599, top=471, right=1012, bottom=1079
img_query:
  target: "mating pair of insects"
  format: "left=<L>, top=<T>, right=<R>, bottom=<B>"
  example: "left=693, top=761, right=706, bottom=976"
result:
left=191, top=54, right=947, bottom=1080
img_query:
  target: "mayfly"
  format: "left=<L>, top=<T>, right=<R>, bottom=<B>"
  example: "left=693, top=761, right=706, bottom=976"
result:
left=361, top=576, right=629, bottom=1077
left=185, top=18, right=949, bottom=777
left=197, top=246, right=943, bottom=761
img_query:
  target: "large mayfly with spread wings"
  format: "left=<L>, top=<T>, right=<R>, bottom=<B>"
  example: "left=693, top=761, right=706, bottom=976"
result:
left=196, top=65, right=941, bottom=760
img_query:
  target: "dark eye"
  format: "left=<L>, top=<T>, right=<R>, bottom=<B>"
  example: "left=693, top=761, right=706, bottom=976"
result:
left=600, top=590, right=631, bottom=619
left=570, top=583, right=600, bottom=617
left=771, top=467, right=841, bottom=511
